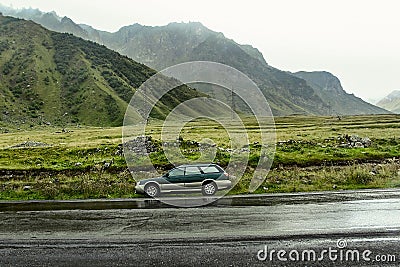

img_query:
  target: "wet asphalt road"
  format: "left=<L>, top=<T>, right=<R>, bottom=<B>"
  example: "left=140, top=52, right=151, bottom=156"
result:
left=1, top=193, right=400, bottom=266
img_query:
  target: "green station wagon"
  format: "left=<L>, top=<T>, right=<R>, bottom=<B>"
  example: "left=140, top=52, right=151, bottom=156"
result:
left=135, top=164, right=232, bottom=197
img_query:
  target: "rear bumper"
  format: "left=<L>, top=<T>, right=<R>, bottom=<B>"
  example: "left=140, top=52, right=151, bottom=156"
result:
left=215, top=180, right=232, bottom=190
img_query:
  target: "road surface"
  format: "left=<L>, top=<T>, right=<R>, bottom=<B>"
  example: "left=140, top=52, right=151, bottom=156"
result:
left=0, top=192, right=400, bottom=266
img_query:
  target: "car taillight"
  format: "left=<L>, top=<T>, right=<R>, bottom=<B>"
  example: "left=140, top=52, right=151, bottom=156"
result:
left=224, top=172, right=229, bottom=177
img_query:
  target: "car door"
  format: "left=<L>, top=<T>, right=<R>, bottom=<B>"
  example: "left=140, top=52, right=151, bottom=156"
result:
left=162, top=167, right=185, bottom=190
left=184, top=166, right=203, bottom=188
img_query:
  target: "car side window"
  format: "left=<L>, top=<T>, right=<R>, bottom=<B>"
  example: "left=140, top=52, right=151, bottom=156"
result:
left=185, top=166, right=201, bottom=175
left=168, top=168, right=185, bottom=177
left=199, top=166, right=220, bottom=173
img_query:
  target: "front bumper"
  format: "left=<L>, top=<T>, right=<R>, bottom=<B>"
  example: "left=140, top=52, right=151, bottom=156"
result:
left=135, top=184, right=145, bottom=194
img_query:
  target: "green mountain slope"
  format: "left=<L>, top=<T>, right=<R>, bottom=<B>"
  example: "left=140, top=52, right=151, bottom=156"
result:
left=377, top=90, right=400, bottom=114
left=0, top=15, right=203, bottom=127
left=293, top=71, right=390, bottom=115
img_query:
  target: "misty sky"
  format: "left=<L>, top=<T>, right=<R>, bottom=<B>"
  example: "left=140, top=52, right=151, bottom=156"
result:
left=2, top=0, right=400, bottom=101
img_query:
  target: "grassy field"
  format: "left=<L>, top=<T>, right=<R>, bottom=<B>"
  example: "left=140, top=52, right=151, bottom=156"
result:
left=0, top=114, right=399, bottom=200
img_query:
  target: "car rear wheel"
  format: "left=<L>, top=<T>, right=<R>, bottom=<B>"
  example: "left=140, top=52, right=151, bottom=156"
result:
left=202, top=182, right=217, bottom=196
left=144, top=183, right=160, bottom=197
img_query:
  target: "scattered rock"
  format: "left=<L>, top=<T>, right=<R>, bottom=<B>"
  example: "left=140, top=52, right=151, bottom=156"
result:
left=349, top=135, right=361, bottom=143
left=115, top=144, right=123, bottom=156
left=277, top=139, right=314, bottom=146
left=362, top=137, right=372, bottom=147
left=354, top=142, right=364, bottom=148
left=238, top=147, right=250, bottom=153
left=370, top=167, right=378, bottom=175
left=103, top=159, right=114, bottom=169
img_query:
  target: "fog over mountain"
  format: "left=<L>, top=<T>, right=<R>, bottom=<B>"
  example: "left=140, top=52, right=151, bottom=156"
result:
left=377, top=90, right=400, bottom=114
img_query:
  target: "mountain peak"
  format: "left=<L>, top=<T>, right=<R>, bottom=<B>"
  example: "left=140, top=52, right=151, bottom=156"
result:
left=167, top=21, right=205, bottom=28
left=61, top=16, right=73, bottom=23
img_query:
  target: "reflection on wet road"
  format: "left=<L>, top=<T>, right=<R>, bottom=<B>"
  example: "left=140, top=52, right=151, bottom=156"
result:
left=1, top=199, right=399, bottom=240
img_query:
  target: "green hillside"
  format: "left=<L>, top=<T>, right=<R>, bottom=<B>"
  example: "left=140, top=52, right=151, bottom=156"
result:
left=0, top=15, right=203, bottom=127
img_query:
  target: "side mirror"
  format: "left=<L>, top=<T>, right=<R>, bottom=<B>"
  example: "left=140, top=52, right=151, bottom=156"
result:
left=164, top=173, right=169, bottom=178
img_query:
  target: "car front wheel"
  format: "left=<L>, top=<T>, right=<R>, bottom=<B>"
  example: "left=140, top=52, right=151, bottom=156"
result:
left=202, top=182, right=217, bottom=196
left=144, top=183, right=160, bottom=197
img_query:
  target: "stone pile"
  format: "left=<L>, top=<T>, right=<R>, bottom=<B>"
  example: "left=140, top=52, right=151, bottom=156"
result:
left=339, top=135, right=372, bottom=148
left=121, top=136, right=159, bottom=156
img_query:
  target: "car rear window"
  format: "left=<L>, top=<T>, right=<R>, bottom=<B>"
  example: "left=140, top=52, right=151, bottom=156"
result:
left=199, top=166, right=221, bottom=173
